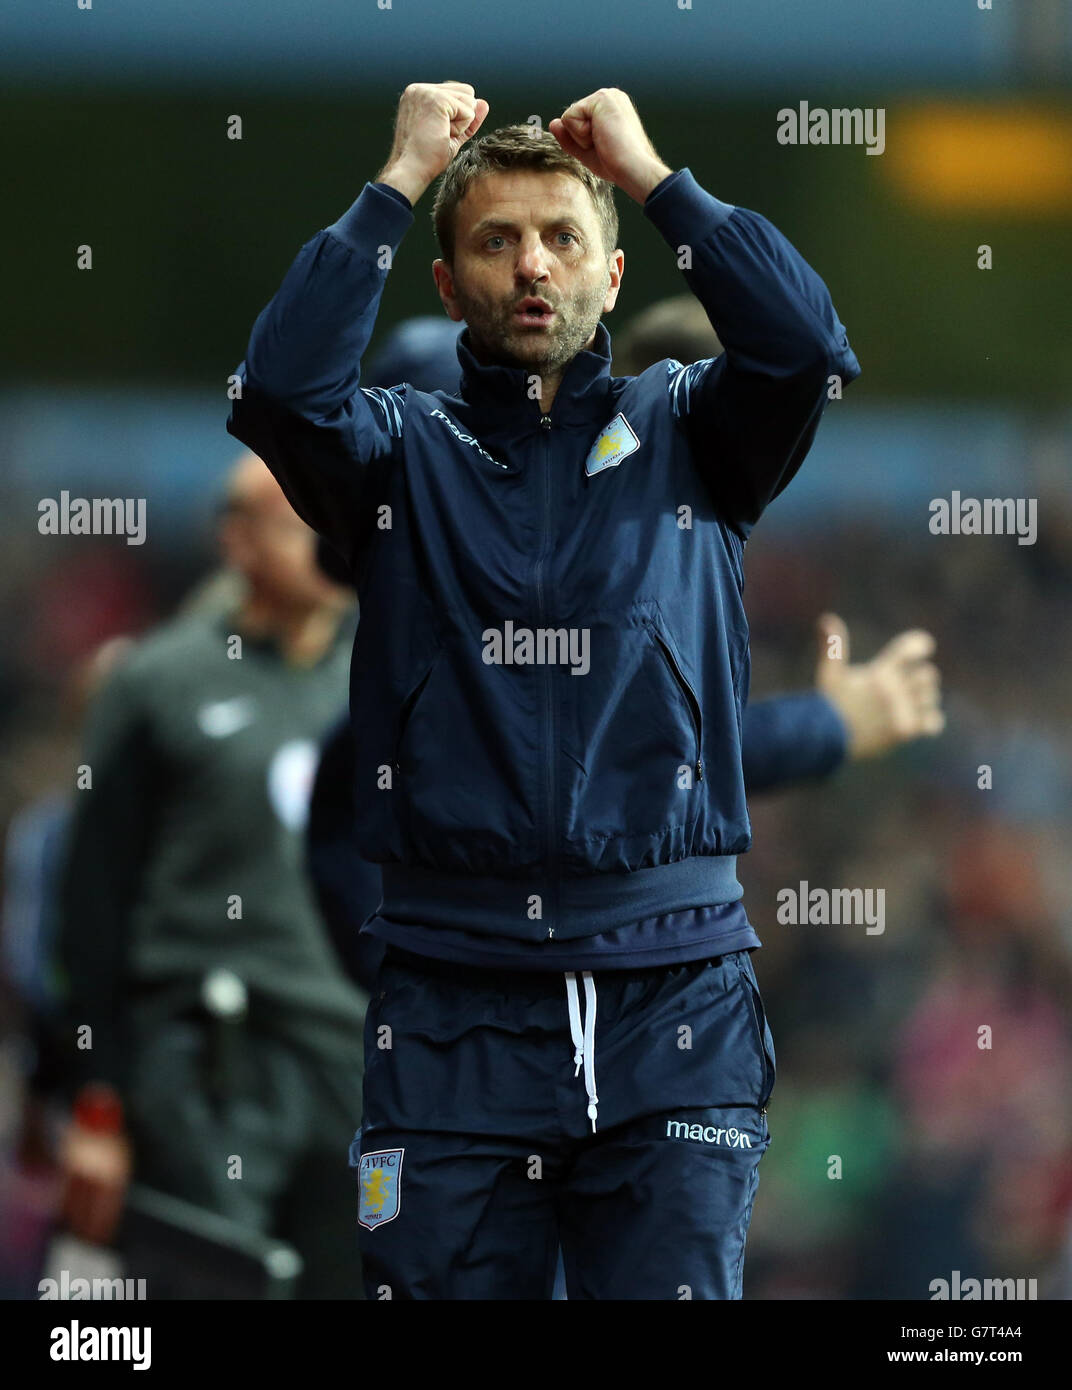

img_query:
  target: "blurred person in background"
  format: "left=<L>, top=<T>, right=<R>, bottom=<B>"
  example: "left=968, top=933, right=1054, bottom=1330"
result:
left=0, top=637, right=132, bottom=1297
left=53, top=452, right=369, bottom=1299
left=3, top=639, right=134, bottom=1098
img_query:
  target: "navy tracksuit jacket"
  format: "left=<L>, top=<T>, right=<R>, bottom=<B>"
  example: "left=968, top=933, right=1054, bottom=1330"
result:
left=227, top=165, right=860, bottom=1298
left=307, top=692, right=850, bottom=994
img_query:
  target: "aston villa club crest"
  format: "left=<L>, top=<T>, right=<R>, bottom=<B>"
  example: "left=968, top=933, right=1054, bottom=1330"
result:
left=584, top=413, right=640, bottom=477
left=358, top=1148, right=404, bottom=1231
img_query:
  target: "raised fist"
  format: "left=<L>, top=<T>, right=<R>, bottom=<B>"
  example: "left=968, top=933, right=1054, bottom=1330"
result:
left=378, top=82, right=489, bottom=203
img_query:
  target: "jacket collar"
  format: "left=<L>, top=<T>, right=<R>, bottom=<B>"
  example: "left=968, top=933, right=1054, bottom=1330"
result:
left=454, top=320, right=614, bottom=427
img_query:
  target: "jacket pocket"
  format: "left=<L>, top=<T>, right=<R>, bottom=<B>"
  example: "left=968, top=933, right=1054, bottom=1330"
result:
left=645, top=618, right=704, bottom=788
left=559, top=606, right=704, bottom=869
left=392, top=640, right=543, bottom=872
left=395, top=648, right=442, bottom=777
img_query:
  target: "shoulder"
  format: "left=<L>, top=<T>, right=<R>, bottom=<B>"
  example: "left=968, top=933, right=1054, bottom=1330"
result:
left=663, top=356, right=725, bottom=418
left=114, top=609, right=225, bottom=695
left=358, top=383, right=408, bottom=437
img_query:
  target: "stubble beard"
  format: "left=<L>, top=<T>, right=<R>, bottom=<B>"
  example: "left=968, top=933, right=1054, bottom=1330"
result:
left=460, top=276, right=610, bottom=377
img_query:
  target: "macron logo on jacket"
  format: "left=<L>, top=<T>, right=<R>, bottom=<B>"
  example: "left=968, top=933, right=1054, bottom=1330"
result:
left=430, top=407, right=508, bottom=470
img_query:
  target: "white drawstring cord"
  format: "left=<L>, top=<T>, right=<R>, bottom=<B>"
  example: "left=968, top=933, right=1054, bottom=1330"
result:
left=565, top=971, right=599, bottom=1132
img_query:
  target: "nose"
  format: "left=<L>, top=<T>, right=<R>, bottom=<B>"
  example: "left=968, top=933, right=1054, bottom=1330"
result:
left=515, top=233, right=551, bottom=285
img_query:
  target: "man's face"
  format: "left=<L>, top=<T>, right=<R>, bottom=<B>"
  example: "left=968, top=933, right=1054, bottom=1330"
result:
left=433, top=170, right=623, bottom=376
left=220, top=467, right=348, bottom=612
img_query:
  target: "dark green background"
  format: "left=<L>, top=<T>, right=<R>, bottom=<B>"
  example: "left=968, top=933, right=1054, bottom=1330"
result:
left=7, top=84, right=1070, bottom=402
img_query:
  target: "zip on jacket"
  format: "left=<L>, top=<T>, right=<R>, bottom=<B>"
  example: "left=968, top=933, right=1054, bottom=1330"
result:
left=227, top=167, right=860, bottom=949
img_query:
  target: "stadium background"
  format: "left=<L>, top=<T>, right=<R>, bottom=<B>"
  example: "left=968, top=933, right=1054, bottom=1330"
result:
left=2, top=0, right=1071, bottom=1298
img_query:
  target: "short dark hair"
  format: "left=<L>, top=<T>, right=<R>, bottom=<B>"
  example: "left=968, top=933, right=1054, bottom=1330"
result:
left=431, top=124, right=619, bottom=266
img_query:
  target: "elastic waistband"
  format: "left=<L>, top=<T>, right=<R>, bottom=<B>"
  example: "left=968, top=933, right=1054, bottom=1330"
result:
left=382, top=942, right=738, bottom=987
left=379, top=855, right=742, bottom=942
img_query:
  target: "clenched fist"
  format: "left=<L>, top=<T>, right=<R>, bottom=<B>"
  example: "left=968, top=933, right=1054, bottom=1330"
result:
left=376, top=81, right=490, bottom=206
left=549, top=88, right=672, bottom=204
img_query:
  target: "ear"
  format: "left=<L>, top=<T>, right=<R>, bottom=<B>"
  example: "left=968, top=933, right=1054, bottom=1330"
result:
left=602, top=249, right=624, bottom=313
left=433, top=258, right=464, bottom=323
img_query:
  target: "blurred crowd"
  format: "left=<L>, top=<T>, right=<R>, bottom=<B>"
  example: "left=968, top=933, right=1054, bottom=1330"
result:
left=0, top=302, right=1069, bottom=1300
left=740, top=499, right=1072, bottom=1298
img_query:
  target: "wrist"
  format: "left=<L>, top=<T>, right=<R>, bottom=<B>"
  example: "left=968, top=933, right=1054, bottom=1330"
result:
left=821, top=690, right=857, bottom=757
left=626, top=159, right=674, bottom=205
left=374, top=161, right=433, bottom=207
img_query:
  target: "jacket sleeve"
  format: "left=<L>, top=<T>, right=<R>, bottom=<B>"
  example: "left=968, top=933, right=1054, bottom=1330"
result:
left=642, top=168, right=861, bottom=533
left=55, top=658, right=156, bottom=1098
left=226, top=181, right=416, bottom=562
left=742, top=691, right=849, bottom=795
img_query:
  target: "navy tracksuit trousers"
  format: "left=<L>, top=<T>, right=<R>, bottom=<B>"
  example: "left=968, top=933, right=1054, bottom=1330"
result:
left=351, top=945, right=776, bottom=1300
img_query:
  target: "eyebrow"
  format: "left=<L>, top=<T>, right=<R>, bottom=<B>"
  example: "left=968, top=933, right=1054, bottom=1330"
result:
left=470, top=214, right=585, bottom=238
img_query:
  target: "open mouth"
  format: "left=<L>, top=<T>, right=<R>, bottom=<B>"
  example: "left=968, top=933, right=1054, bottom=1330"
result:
left=514, top=299, right=555, bottom=327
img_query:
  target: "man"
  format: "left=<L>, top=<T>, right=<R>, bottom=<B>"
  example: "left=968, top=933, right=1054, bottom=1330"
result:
left=303, top=314, right=940, bottom=1000
left=303, top=316, right=943, bottom=989
left=56, top=454, right=369, bottom=1299
left=227, top=82, right=861, bottom=1299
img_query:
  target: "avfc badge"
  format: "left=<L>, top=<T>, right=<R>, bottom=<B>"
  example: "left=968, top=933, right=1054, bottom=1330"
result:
left=584, top=413, right=640, bottom=477
left=358, top=1148, right=404, bottom=1231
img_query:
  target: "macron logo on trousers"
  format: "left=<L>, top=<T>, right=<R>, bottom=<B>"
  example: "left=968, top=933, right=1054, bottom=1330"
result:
left=666, top=1120, right=754, bottom=1147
